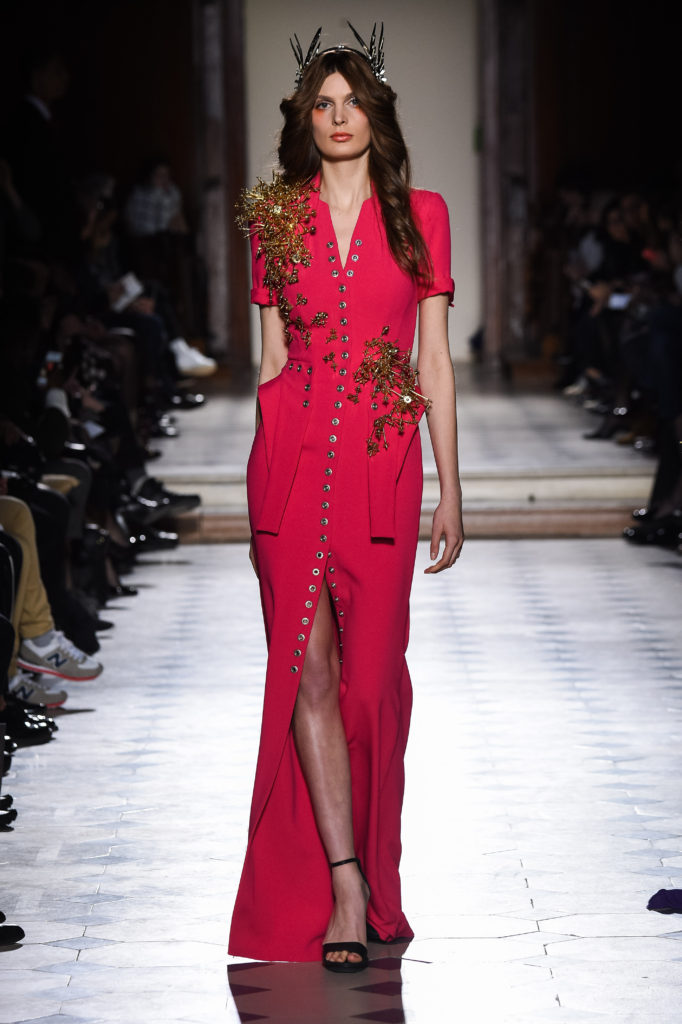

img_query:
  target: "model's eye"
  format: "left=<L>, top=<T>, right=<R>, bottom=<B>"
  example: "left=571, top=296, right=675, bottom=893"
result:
left=314, top=100, right=331, bottom=110
left=348, top=96, right=359, bottom=107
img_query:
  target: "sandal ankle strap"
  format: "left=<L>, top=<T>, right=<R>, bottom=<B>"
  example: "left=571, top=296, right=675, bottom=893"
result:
left=329, top=857, right=359, bottom=869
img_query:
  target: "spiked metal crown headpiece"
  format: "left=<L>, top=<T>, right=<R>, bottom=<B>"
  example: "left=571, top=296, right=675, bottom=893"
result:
left=290, top=21, right=387, bottom=90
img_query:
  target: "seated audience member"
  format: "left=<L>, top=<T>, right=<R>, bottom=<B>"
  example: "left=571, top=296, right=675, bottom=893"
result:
left=124, top=156, right=210, bottom=364
left=0, top=492, right=102, bottom=708
left=80, top=175, right=216, bottom=383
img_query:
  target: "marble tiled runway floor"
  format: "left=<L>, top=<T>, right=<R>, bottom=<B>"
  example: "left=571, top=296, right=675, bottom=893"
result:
left=1, top=539, right=681, bottom=1023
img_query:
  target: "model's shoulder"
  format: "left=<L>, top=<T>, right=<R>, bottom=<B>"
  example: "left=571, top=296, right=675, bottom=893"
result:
left=409, top=188, right=449, bottom=214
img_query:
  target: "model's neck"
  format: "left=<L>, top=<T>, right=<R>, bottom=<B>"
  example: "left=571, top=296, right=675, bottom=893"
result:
left=319, top=155, right=371, bottom=211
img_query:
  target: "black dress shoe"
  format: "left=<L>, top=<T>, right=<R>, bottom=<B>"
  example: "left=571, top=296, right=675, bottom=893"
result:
left=169, top=391, right=205, bottom=409
left=137, top=478, right=202, bottom=515
left=3, top=736, right=18, bottom=755
left=0, top=922, right=25, bottom=943
left=3, top=705, right=55, bottom=745
left=632, top=507, right=655, bottom=521
left=0, top=807, right=18, bottom=828
left=142, top=446, right=163, bottom=461
left=107, top=583, right=138, bottom=599
left=623, top=515, right=682, bottom=548
left=149, top=420, right=179, bottom=439
left=130, top=526, right=179, bottom=552
left=0, top=794, right=13, bottom=810
left=94, top=618, right=115, bottom=631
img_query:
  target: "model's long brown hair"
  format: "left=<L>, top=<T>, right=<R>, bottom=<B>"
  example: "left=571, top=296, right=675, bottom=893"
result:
left=278, top=50, right=431, bottom=282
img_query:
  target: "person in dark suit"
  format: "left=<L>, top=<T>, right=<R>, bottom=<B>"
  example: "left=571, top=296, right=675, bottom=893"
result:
left=5, top=47, right=79, bottom=263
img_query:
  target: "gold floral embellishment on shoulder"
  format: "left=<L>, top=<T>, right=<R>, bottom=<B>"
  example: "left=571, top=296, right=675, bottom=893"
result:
left=235, top=176, right=317, bottom=301
left=348, top=328, right=432, bottom=456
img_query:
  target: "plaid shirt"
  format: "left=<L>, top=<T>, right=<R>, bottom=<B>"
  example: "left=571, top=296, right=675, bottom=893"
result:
left=124, top=183, right=181, bottom=237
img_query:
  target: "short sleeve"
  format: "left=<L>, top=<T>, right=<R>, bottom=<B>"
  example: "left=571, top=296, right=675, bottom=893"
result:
left=249, top=232, right=278, bottom=306
left=412, top=190, right=455, bottom=306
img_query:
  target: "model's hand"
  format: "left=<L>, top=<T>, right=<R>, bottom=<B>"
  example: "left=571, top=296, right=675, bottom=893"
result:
left=424, top=497, right=463, bottom=573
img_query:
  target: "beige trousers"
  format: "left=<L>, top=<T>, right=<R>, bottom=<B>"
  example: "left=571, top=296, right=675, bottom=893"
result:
left=0, top=496, right=54, bottom=677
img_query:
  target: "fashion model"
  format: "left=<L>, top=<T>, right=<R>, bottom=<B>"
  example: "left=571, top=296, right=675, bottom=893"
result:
left=229, top=23, right=463, bottom=972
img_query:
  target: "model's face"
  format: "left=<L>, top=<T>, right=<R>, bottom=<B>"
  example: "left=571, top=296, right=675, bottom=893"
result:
left=311, top=72, right=370, bottom=161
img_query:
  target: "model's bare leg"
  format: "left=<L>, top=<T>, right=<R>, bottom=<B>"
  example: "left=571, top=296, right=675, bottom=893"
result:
left=292, top=582, right=369, bottom=964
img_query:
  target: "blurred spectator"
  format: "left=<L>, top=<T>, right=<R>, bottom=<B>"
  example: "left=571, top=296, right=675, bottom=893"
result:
left=124, top=156, right=207, bottom=347
left=534, top=181, right=682, bottom=554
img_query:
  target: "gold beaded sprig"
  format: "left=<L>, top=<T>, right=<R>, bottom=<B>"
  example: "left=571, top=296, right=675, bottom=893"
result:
left=235, top=176, right=318, bottom=303
left=348, top=328, right=431, bottom=456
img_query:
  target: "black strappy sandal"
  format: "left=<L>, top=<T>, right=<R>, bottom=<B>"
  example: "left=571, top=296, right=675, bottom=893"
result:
left=322, top=857, right=370, bottom=974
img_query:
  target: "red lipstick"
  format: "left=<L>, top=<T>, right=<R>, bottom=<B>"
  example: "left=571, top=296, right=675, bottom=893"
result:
left=331, top=133, right=352, bottom=141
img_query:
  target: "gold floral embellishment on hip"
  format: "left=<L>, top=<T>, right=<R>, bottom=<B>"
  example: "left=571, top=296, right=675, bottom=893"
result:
left=347, top=328, right=431, bottom=456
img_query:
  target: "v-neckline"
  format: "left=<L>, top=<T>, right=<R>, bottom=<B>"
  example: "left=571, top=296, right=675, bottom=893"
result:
left=318, top=192, right=373, bottom=270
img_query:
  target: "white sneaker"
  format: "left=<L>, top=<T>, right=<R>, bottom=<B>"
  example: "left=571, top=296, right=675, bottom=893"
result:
left=10, top=672, right=68, bottom=708
left=170, top=338, right=217, bottom=378
left=17, top=631, right=103, bottom=681
left=563, top=375, right=588, bottom=397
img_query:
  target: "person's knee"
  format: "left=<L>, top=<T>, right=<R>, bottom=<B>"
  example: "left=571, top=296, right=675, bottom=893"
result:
left=298, top=645, right=339, bottom=706
left=0, top=495, right=34, bottom=541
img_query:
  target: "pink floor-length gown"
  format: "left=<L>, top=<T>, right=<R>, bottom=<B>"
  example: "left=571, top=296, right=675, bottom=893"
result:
left=229, top=177, right=454, bottom=962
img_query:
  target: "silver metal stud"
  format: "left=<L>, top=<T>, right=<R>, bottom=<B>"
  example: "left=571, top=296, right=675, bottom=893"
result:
left=340, top=317, right=348, bottom=325
left=341, top=352, right=349, bottom=359
left=316, top=551, right=324, bottom=558
left=336, top=385, right=344, bottom=392
left=339, top=369, right=347, bottom=376
left=321, top=517, right=328, bottom=525
left=339, top=301, right=347, bottom=309
left=297, top=634, right=305, bottom=641
left=322, top=502, right=329, bottom=509
left=338, top=285, right=347, bottom=293
left=329, top=435, right=337, bottom=442
left=351, top=254, right=359, bottom=262
left=341, top=335, right=348, bottom=342
left=334, top=401, right=342, bottom=408
left=331, top=418, right=339, bottom=425
left=347, top=270, right=354, bottom=277
left=294, top=649, right=302, bottom=656
left=305, top=600, right=313, bottom=608
left=332, top=270, right=339, bottom=278
left=302, top=617, right=310, bottom=624
left=355, top=239, right=362, bottom=246
left=291, top=665, right=298, bottom=673
left=327, top=451, right=335, bottom=458
left=309, top=585, right=317, bottom=592
left=312, top=568, right=320, bottom=576
left=323, top=484, right=330, bottom=491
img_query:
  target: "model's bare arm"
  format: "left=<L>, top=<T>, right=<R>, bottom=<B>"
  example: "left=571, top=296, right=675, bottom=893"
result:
left=254, top=305, right=289, bottom=429
left=416, top=293, right=464, bottom=573
left=250, top=305, right=289, bottom=576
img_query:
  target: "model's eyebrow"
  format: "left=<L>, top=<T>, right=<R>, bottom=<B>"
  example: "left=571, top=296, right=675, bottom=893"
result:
left=315, top=92, right=356, bottom=102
